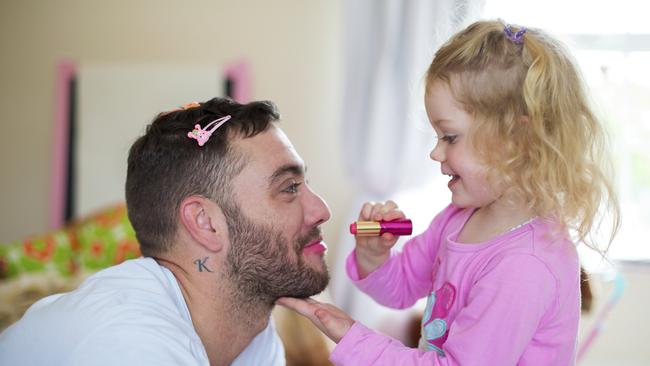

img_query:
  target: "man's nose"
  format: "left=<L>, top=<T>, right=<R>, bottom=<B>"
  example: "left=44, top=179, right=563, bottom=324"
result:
left=303, top=186, right=331, bottom=227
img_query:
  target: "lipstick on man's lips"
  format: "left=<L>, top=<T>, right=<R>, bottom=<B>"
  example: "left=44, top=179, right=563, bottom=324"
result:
left=349, top=219, right=413, bottom=237
left=302, top=240, right=327, bottom=255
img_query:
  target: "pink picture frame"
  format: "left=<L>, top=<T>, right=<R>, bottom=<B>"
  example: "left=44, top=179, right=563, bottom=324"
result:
left=49, top=60, right=251, bottom=229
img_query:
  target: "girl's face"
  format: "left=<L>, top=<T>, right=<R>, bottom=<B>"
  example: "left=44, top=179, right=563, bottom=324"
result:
left=425, top=80, right=502, bottom=208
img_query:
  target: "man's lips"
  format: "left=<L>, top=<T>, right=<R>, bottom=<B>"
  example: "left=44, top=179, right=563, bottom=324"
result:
left=302, top=240, right=327, bottom=255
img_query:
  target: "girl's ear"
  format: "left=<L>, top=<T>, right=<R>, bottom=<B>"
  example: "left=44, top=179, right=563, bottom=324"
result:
left=179, top=196, right=224, bottom=252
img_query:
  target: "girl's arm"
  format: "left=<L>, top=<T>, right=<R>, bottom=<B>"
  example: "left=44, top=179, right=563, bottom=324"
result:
left=279, top=254, right=560, bottom=366
left=348, top=205, right=456, bottom=309
left=347, top=229, right=437, bottom=308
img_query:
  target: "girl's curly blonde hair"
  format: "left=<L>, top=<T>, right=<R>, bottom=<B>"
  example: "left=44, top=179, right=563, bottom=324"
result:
left=426, top=20, right=620, bottom=254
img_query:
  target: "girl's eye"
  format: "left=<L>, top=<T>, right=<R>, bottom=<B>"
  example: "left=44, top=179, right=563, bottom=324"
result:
left=441, top=135, right=458, bottom=144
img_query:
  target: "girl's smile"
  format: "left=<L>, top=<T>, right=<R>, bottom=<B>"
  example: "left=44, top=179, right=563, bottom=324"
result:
left=425, top=80, right=500, bottom=209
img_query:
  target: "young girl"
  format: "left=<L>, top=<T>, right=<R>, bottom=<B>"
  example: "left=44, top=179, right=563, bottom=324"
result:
left=279, top=20, right=620, bottom=365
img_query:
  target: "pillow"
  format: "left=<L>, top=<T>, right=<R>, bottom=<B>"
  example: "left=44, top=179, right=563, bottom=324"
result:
left=0, top=229, right=76, bottom=279
left=0, top=203, right=141, bottom=280
left=75, top=204, right=140, bottom=272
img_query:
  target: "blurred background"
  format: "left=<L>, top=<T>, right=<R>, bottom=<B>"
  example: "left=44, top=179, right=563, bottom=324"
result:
left=1, top=0, right=649, bottom=365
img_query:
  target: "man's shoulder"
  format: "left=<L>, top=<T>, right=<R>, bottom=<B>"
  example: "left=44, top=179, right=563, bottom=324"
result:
left=89, top=256, right=164, bottom=280
left=61, top=257, right=182, bottom=314
left=12, top=257, right=181, bottom=325
left=0, top=257, right=206, bottom=365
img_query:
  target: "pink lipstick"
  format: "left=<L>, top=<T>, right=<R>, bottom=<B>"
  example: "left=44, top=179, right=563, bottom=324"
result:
left=303, top=240, right=327, bottom=255
left=349, top=219, right=413, bottom=237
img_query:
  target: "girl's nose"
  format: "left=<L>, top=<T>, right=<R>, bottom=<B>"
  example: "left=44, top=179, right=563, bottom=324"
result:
left=430, top=142, right=445, bottom=162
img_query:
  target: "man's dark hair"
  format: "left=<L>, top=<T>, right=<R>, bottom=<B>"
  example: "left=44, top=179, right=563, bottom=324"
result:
left=125, top=97, right=280, bottom=256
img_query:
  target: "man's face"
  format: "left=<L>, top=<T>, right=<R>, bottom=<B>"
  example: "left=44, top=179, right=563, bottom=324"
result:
left=222, top=125, right=331, bottom=303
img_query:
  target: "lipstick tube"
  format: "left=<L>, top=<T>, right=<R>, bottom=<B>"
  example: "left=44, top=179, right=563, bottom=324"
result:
left=349, top=219, right=412, bottom=237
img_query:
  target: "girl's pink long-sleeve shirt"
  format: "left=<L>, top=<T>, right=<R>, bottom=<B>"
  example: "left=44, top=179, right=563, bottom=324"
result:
left=331, top=204, right=580, bottom=366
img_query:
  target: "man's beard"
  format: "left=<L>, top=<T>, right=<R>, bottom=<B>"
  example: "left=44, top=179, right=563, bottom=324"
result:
left=221, top=200, right=330, bottom=305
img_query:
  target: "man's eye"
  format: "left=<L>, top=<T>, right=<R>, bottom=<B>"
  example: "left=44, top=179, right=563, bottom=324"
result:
left=283, top=182, right=302, bottom=194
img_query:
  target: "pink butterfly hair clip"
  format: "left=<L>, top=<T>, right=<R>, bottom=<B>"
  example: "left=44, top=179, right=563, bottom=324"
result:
left=187, top=115, right=232, bottom=147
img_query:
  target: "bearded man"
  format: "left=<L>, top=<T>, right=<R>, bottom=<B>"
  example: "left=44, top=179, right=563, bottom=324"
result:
left=0, top=97, right=331, bottom=366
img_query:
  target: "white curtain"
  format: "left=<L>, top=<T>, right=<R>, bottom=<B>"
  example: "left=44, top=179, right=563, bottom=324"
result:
left=332, top=0, right=485, bottom=339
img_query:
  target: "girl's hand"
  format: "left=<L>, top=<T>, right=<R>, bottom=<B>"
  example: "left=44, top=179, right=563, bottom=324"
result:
left=276, top=297, right=355, bottom=343
left=355, top=200, right=405, bottom=278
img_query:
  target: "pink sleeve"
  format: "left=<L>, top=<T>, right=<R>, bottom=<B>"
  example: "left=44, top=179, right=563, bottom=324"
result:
left=332, top=255, right=558, bottom=366
left=345, top=206, right=454, bottom=309
left=331, top=322, right=449, bottom=365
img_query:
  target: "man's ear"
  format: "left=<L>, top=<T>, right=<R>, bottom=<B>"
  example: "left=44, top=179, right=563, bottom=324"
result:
left=179, top=196, right=224, bottom=252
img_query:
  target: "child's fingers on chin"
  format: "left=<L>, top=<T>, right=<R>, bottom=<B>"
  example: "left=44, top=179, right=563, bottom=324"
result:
left=322, top=303, right=343, bottom=315
left=304, top=298, right=320, bottom=305
left=314, top=308, right=331, bottom=323
left=278, top=297, right=315, bottom=315
left=275, top=297, right=292, bottom=307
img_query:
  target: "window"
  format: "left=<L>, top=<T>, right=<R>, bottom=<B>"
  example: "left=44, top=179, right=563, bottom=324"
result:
left=484, top=0, right=650, bottom=265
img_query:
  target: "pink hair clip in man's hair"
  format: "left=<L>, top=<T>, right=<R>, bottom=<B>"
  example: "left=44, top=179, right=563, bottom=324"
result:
left=187, top=115, right=232, bottom=146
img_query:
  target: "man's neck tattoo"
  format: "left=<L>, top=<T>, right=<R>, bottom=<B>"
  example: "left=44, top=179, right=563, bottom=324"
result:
left=194, top=257, right=213, bottom=272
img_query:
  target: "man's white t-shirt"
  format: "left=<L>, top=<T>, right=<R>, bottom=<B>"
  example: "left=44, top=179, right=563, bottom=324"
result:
left=0, top=257, right=285, bottom=365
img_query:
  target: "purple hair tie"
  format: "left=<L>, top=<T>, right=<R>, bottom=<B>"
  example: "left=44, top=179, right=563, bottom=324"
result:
left=504, top=25, right=526, bottom=45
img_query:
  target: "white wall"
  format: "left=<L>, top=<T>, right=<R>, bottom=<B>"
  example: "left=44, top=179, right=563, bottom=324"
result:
left=0, top=0, right=350, bottom=249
